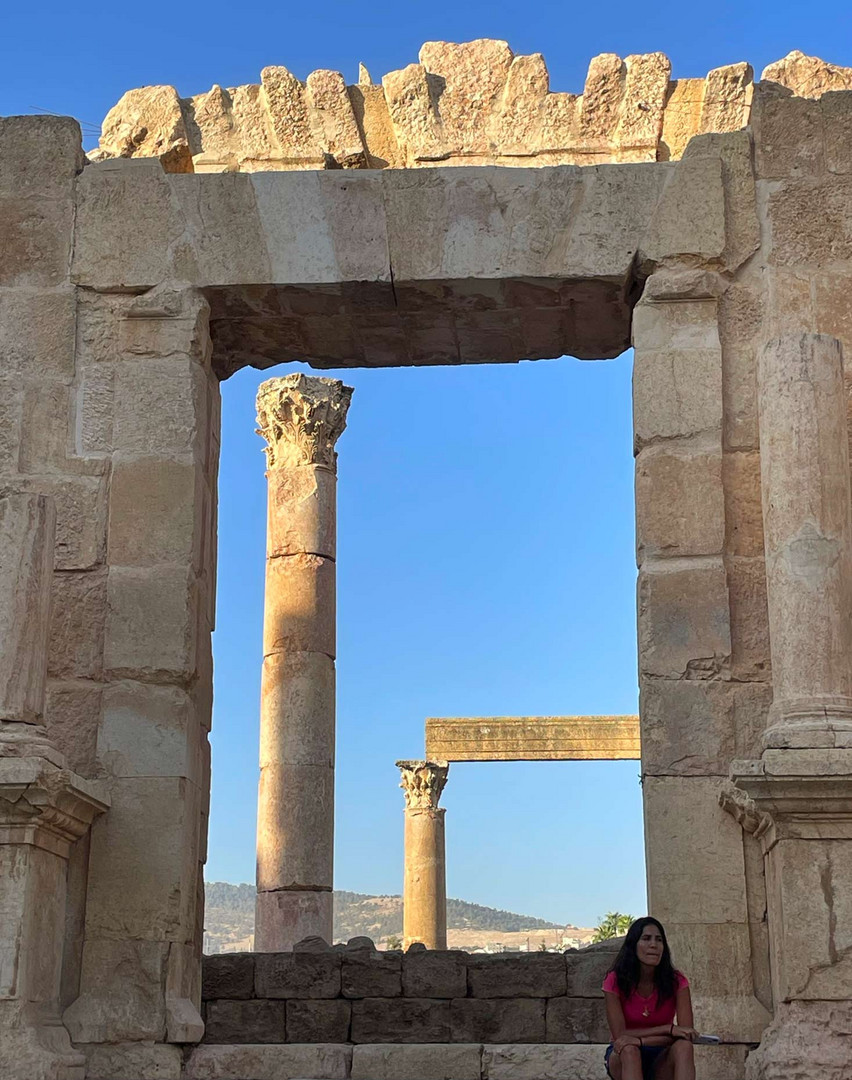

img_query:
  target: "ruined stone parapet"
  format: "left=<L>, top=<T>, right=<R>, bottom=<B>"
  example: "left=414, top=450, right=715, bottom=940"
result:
left=93, top=41, right=759, bottom=173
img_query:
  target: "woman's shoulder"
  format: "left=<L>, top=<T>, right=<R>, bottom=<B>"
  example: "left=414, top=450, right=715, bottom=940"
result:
left=674, top=970, right=690, bottom=989
left=602, top=970, right=619, bottom=994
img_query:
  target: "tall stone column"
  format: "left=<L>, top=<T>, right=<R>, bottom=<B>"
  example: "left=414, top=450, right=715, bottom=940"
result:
left=757, top=333, right=852, bottom=749
left=255, top=374, right=352, bottom=951
left=397, top=760, right=449, bottom=950
left=724, top=333, right=852, bottom=1079
left=0, top=492, right=109, bottom=1080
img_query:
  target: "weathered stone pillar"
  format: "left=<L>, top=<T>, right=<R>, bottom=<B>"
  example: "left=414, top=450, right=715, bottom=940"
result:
left=397, top=760, right=449, bottom=950
left=724, top=332, right=852, bottom=1079
left=758, top=333, right=852, bottom=749
left=0, top=492, right=109, bottom=1080
left=255, top=374, right=352, bottom=950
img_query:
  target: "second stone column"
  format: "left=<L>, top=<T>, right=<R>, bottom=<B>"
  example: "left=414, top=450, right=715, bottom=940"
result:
left=255, top=374, right=353, bottom=951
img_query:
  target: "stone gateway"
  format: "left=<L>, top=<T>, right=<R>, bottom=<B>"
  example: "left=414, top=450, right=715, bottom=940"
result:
left=1, top=38, right=852, bottom=1080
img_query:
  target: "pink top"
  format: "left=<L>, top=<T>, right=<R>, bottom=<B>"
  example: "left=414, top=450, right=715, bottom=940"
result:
left=602, top=970, right=689, bottom=1028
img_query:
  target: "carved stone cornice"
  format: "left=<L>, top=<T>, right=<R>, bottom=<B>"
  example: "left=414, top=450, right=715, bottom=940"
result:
left=256, top=374, right=353, bottom=470
left=724, top=750, right=852, bottom=850
left=0, top=757, right=110, bottom=859
left=397, top=759, right=449, bottom=810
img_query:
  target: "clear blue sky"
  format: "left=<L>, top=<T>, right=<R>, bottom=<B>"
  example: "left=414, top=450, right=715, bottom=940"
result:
left=6, top=1, right=848, bottom=927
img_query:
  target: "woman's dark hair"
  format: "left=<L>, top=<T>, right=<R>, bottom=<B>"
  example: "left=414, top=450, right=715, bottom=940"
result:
left=607, top=917, right=678, bottom=1002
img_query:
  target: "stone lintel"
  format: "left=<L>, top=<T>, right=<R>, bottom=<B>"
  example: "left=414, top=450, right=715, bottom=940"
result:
left=425, top=716, right=640, bottom=761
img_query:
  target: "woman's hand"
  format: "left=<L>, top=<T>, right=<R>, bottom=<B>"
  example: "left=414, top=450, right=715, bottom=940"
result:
left=613, top=1035, right=642, bottom=1054
left=671, top=1025, right=698, bottom=1042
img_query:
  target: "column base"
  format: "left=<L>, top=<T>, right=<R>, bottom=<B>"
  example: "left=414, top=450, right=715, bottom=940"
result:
left=0, top=1004, right=85, bottom=1080
left=745, top=1000, right=852, bottom=1080
left=255, top=889, right=333, bottom=951
left=762, top=696, right=852, bottom=749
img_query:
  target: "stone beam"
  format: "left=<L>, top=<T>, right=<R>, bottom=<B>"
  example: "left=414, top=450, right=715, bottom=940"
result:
left=424, top=716, right=640, bottom=761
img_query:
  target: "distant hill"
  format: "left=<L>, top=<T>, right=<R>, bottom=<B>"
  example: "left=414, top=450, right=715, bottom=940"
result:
left=203, top=882, right=562, bottom=953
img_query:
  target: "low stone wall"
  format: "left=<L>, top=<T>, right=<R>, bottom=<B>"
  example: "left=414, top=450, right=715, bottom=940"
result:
left=201, top=944, right=616, bottom=1045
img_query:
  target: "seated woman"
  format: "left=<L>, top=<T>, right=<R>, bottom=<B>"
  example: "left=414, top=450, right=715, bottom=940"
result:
left=602, top=917, right=697, bottom=1080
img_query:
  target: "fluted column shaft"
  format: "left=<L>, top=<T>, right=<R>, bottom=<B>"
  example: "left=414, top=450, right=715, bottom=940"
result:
left=397, top=760, right=449, bottom=950
left=255, top=375, right=352, bottom=950
left=758, top=333, right=852, bottom=748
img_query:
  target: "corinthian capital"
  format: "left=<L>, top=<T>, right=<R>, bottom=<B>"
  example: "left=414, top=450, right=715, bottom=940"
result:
left=397, top=759, right=449, bottom=810
left=256, top=374, right=353, bottom=470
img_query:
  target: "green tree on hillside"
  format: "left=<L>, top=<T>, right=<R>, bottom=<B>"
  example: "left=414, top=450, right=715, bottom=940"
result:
left=592, top=912, right=634, bottom=942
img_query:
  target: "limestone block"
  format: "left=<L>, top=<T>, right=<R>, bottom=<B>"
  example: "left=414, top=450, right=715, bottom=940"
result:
left=633, top=346, right=722, bottom=448
left=108, top=458, right=205, bottom=569
left=633, top=293, right=721, bottom=350
left=663, top=922, right=770, bottom=1040
left=616, top=53, right=671, bottom=154
left=382, top=64, right=446, bottom=164
left=0, top=492, right=54, bottom=722
left=261, top=66, right=322, bottom=163
left=0, top=379, right=23, bottom=471
left=263, top=555, right=336, bottom=658
left=64, top=938, right=169, bottom=1042
left=644, top=776, right=747, bottom=924
left=0, top=842, right=66, bottom=1000
left=761, top=50, right=852, bottom=98
left=286, top=998, right=351, bottom=1042
left=545, top=997, right=609, bottom=1043
left=0, top=286, right=75, bottom=379
left=259, top=653, right=335, bottom=767
left=202, top=954, right=255, bottom=1000
left=266, top=466, right=337, bottom=559
left=113, top=357, right=211, bottom=459
left=768, top=174, right=852, bottom=264
left=482, top=1044, right=609, bottom=1080
left=0, top=115, right=85, bottom=198
left=83, top=777, right=200, bottom=940
left=753, top=86, right=824, bottom=180
left=450, top=997, right=545, bottom=1043
left=188, top=1044, right=352, bottom=1080
left=104, top=566, right=198, bottom=681
left=342, top=949, right=402, bottom=998
left=351, top=1042, right=481, bottom=1080
left=97, top=681, right=202, bottom=780
left=638, top=561, right=731, bottom=679
left=98, top=84, right=190, bottom=164
left=254, top=952, right=341, bottom=999
left=643, top=156, right=726, bottom=264
left=402, top=950, right=467, bottom=998
left=467, top=954, right=566, bottom=998
left=698, top=63, right=754, bottom=135
left=45, top=682, right=101, bottom=776
left=723, top=451, right=763, bottom=558
left=350, top=998, right=450, bottom=1043
left=47, top=570, right=106, bottom=679
left=256, top=890, right=334, bottom=953
left=305, top=70, right=366, bottom=166
left=205, top=999, right=286, bottom=1043
left=768, top=836, right=852, bottom=1001
left=579, top=54, right=625, bottom=145
left=694, top=1045, right=750, bottom=1080
left=822, top=91, right=852, bottom=175
left=813, top=268, right=852, bottom=356
left=26, top=474, right=108, bottom=571
left=498, top=53, right=551, bottom=156
left=726, top=556, right=771, bottom=681
left=0, top=194, right=75, bottom=288
left=120, top=291, right=211, bottom=364
left=249, top=171, right=388, bottom=286
left=743, top=1000, right=852, bottom=1080
left=635, top=442, right=724, bottom=561
left=16, top=378, right=74, bottom=475
left=564, top=941, right=619, bottom=996
left=83, top=1041, right=182, bottom=1080
left=256, top=763, right=333, bottom=889
left=73, top=159, right=174, bottom=290
left=640, top=678, right=770, bottom=776
left=419, top=40, right=515, bottom=156
left=660, top=79, right=704, bottom=161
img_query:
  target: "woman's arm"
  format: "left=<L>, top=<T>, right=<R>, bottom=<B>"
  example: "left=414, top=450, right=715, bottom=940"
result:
left=604, top=992, right=627, bottom=1040
left=673, top=985, right=698, bottom=1041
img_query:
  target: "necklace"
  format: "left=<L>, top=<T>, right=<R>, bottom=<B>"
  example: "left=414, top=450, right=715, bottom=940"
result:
left=642, top=1005, right=650, bottom=1018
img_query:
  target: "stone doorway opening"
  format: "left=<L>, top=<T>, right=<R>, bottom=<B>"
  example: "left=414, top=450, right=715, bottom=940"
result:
left=206, top=349, right=639, bottom=951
